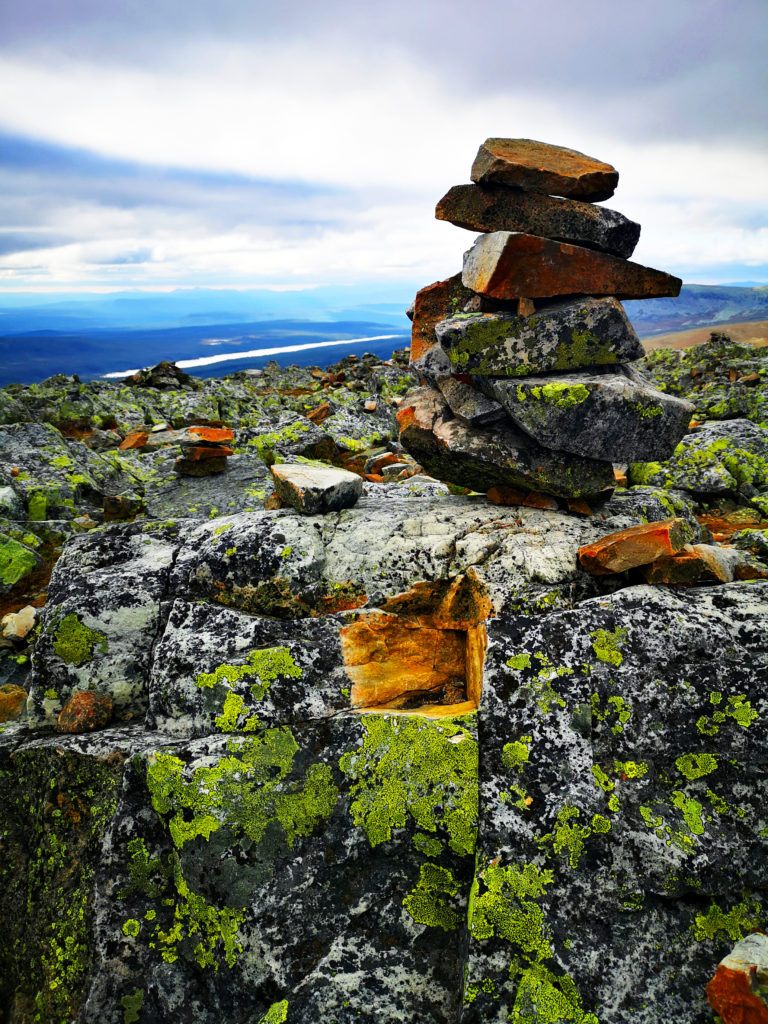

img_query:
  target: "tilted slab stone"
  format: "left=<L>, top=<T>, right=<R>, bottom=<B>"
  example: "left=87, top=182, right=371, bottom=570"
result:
left=270, top=463, right=363, bottom=514
left=436, top=184, right=640, bottom=258
left=397, top=386, right=615, bottom=499
left=479, top=369, right=693, bottom=461
left=435, top=376, right=506, bottom=427
left=462, top=231, right=682, bottom=301
left=577, top=517, right=693, bottom=574
left=409, top=273, right=477, bottom=363
left=470, top=138, right=619, bottom=202
left=436, top=297, right=643, bottom=377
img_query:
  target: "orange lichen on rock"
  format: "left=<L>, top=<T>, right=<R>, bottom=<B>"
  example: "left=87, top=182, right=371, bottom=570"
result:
left=487, top=485, right=526, bottom=506
left=578, top=518, right=692, bottom=575
left=410, top=274, right=475, bottom=363
left=307, top=403, right=331, bottom=424
left=706, top=934, right=768, bottom=1024
left=183, top=445, right=235, bottom=461
left=189, top=426, right=235, bottom=443
left=0, top=683, right=27, bottom=723
left=118, top=430, right=149, bottom=451
left=56, top=690, right=113, bottom=734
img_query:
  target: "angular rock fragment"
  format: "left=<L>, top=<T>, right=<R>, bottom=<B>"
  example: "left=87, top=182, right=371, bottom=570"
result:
left=642, top=544, right=768, bottom=585
left=436, top=297, right=643, bottom=377
left=409, top=273, right=477, bottom=363
left=435, top=376, right=506, bottom=427
left=56, top=690, right=113, bottom=733
left=480, top=370, right=693, bottom=461
left=707, top=933, right=768, bottom=1024
left=397, top=386, right=615, bottom=498
left=470, top=138, right=619, bottom=201
left=463, top=231, right=682, bottom=300
left=270, top=463, right=363, bottom=514
left=436, top=184, right=640, bottom=258
left=578, top=517, right=693, bottom=574
left=0, top=682, right=27, bottom=722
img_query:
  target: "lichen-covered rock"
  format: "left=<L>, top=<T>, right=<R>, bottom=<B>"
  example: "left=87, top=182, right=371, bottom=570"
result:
left=57, top=690, right=113, bottom=734
left=435, top=377, right=506, bottom=427
left=470, top=138, right=619, bottom=202
left=409, top=274, right=477, bottom=364
left=435, top=297, right=644, bottom=377
left=578, top=517, right=693, bottom=574
left=706, top=932, right=768, bottom=1023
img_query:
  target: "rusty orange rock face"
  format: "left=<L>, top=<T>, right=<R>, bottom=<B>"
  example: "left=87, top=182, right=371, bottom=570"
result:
left=183, top=445, right=234, bottom=461
left=56, top=690, right=113, bottom=734
left=119, top=430, right=149, bottom=451
left=462, top=231, right=682, bottom=301
left=410, top=274, right=476, bottom=363
left=0, top=683, right=27, bottom=723
left=470, top=138, right=619, bottom=201
left=707, top=964, right=768, bottom=1024
left=306, top=402, right=331, bottom=424
left=189, top=426, right=234, bottom=443
left=578, top=518, right=692, bottom=574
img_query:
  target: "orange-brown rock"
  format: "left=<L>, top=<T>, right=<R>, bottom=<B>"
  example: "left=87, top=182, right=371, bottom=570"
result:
left=578, top=518, right=693, bottom=575
left=183, top=445, right=235, bottom=461
left=706, top=934, right=768, bottom=1024
left=189, top=426, right=235, bottom=443
left=366, top=452, right=400, bottom=474
left=462, top=231, right=682, bottom=301
left=487, top=485, right=527, bottom=506
left=470, top=138, right=619, bottom=202
left=522, top=492, right=559, bottom=510
left=264, top=492, right=285, bottom=510
left=56, top=690, right=113, bottom=734
left=0, top=683, right=27, bottom=723
left=410, top=274, right=476, bottom=363
left=568, top=498, right=593, bottom=516
left=378, top=575, right=491, bottom=631
left=365, top=473, right=385, bottom=483
left=119, top=430, right=149, bottom=451
left=306, top=403, right=331, bottom=424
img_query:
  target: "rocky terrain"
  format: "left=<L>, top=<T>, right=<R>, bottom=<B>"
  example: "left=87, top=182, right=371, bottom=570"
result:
left=2, top=141, right=768, bottom=1024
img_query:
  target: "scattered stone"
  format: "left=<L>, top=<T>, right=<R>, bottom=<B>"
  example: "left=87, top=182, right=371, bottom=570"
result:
left=270, top=463, right=363, bottom=514
left=0, top=682, right=27, bottom=722
left=462, top=231, right=682, bottom=300
left=307, top=402, right=331, bottom=424
left=435, top=297, right=643, bottom=377
left=409, top=274, right=476, bottom=363
left=364, top=399, right=378, bottom=412
left=486, top=485, right=527, bottom=506
left=479, top=369, right=693, bottom=461
left=470, top=137, right=619, bottom=201
left=122, top=360, right=201, bottom=391
left=118, top=430, right=149, bottom=451
left=436, top=183, right=640, bottom=257
left=435, top=377, right=506, bottom=427
left=1, top=605, right=37, bottom=640
left=103, top=493, right=144, bottom=520
left=188, top=426, right=234, bottom=444
left=707, top=933, right=768, bottom=1024
left=398, top=385, right=615, bottom=498
left=56, top=690, right=113, bottom=733
left=642, top=543, right=768, bottom=585
left=578, top=517, right=693, bottom=574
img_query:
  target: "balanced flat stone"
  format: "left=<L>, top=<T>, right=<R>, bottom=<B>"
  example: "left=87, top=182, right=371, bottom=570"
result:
left=397, top=385, right=615, bottom=499
left=436, top=184, right=640, bottom=258
left=435, top=297, right=644, bottom=377
left=470, top=138, right=618, bottom=202
left=409, top=273, right=476, bottom=363
left=270, top=463, right=363, bottom=514
left=462, top=231, right=682, bottom=300
left=435, top=377, right=506, bottom=427
left=479, top=370, right=694, bottom=461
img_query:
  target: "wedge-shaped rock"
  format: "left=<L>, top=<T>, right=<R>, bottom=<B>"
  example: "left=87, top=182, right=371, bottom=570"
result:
left=436, top=297, right=643, bottom=377
left=578, top=518, right=693, bottom=574
left=436, top=184, right=640, bottom=258
left=479, top=369, right=693, bottom=462
left=463, top=231, right=682, bottom=300
left=270, top=463, right=362, bottom=514
left=470, top=138, right=619, bottom=201
left=409, top=273, right=476, bottom=363
left=435, top=376, right=506, bottom=427
left=397, top=386, right=614, bottom=498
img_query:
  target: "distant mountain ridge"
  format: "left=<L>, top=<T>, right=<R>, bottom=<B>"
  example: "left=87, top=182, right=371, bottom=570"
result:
left=625, top=284, right=768, bottom=337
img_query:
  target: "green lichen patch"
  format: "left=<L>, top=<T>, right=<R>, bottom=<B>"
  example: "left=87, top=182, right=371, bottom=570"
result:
left=469, top=861, right=554, bottom=961
left=338, top=714, right=478, bottom=855
left=509, top=962, right=599, bottom=1024
left=0, top=534, right=38, bottom=587
left=691, top=897, right=763, bottom=942
left=257, top=1000, right=289, bottom=1024
left=52, top=613, right=109, bottom=666
left=403, top=863, right=462, bottom=931
left=675, top=752, right=719, bottom=780
left=590, top=627, right=628, bottom=667
left=120, top=988, right=144, bottom=1024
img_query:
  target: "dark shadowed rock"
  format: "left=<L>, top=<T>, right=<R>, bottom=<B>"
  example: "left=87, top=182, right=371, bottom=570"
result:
left=436, top=297, right=643, bottom=377
left=436, top=184, right=640, bottom=258
left=470, top=138, right=619, bottom=201
left=435, top=377, right=506, bottom=427
left=397, top=386, right=615, bottom=498
left=479, top=369, right=693, bottom=461
left=462, top=231, right=682, bottom=300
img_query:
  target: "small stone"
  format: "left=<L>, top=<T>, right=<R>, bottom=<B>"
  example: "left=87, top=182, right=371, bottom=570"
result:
left=435, top=377, right=506, bottom=427
left=188, top=426, right=235, bottom=443
left=436, top=297, right=643, bottom=377
left=568, top=498, right=593, bottom=516
left=0, top=683, right=27, bottom=722
left=641, top=543, right=767, bottom=586
left=1, top=604, right=37, bottom=640
left=103, top=493, right=144, bottom=520
left=522, top=492, right=559, bottom=510
left=365, top=452, right=400, bottom=474
left=151, top=422, right=169, bottom=433
left=270, top=464, right=363, bottom=514
left=364, top=399, right=378, bottom=412
left=56, top=690, right=113, bottom=734
left=707, top=933, right=768, bottom=1024
left=307, top=403, right=331, bottom=424
left=470, top=138, right=619, bottom=202
left=462, top=231, right=682, bottom=301
left=436, top=184, right=640, bottom=258
left=264, top=492, right=285, bottom=510
left=409, top=274, right=476, bottom=364
left=578, top=518, right=693, bottom=574
left=10, top=466, right=19, bottom=477
left=183, top=446, right=235, bottom=461
left=118, top=430, right=149, bottom=451
left=175, top=456, right=228, bottom=477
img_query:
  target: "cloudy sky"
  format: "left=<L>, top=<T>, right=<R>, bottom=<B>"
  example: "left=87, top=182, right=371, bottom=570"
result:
left=0, top=0, right=766, bottom=296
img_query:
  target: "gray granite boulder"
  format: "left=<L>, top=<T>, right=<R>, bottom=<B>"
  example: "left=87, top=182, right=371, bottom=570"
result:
left=270, top=463, right=363, bottom=514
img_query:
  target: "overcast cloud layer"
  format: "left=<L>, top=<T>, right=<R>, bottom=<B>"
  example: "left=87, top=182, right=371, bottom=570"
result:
left=0, top=0, right=766, bottom=293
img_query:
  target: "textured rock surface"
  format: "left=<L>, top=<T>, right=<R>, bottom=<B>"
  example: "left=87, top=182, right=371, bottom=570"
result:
left=436, top=297, right=644, bottom=377
left=480, top=369, right=693, bottom=461
left=578, top=517, right=693, bottom=573
left=270, top=463, right=363, bottom=514
left=470, top=138, right=619, bottom=202
left=462, top=231, right=682, bottom=301
left=436, top=184, right=640, bottom=258
left=707, top=933, right=768, bottom=1023
left=398, top=386, right=615, bottom=499
left=435, top=377, right=506, bottom=427
left=409, top=274, right=477, bottom=363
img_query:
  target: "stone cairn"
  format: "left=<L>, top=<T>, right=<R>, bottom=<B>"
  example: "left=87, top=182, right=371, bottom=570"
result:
left=397, top=138, right=694, bottom=503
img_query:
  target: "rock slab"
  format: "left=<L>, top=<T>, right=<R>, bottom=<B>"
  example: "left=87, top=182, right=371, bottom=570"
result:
left=270, top=463, right=363, bottom=514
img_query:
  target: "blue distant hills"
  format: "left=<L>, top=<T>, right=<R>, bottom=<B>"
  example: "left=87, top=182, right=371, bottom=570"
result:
left=0, top=283, right=766, bottom=386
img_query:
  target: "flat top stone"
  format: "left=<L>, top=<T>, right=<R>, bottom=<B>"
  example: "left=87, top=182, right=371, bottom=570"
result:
left=270, top=464, right=361, bottom=491
left=471, top=138, right=618, bottom=202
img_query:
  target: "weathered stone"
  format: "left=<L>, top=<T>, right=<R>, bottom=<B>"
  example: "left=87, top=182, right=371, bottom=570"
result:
left=435, top=377, right=506, bottom=427
left=0, top=682, right=27, bottom=722
left=707, top=933, right=768, bottom=1024
left=175, top=454, right=228, bottom=476
left=409, top=274, right=477, bottom=363
left=181, top=445, right=234, bottom=460
left=479, top=369, right=693, bottom=462
left=1, top=604, right=37, bottom=640
left=187, top=426, right=234, bottom=444
left=56, top=690, right=113, bottom=733
left=397, top=386, right=615, bottom=499
left=270, top=463, right=363, bottom=514
left=470, top=138, right=619, bottom=201
left=436, top=297, right=643, bottom=377
left=462, top=231, right=682, bottom=300
left=436, top=184, right=640, bottom=257
left=642, top=544, right=768, bottom=585
left=578, top=517, right=693, bottom=574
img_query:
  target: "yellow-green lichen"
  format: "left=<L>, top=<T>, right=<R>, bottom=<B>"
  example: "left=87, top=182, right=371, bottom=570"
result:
left=402, top=862, right=462, bottom=931
left=52, top=613, right=109, bottom=666
left=120, top=988, right=144, bottom=1024
left=469, top=861, right=554, bottom=962
left=590, top=627, right=628, bottom=666
left=675, top=753, right=718, bottom=780
left=692, top=898, right=762, bottom=942
left=257, top=1000, right=289, bottom=1024
left=502, top=736, right=532, bottom=773
left=0, top=536, right=38, bottom=587
left=509, top=962, right=599, bottom=1024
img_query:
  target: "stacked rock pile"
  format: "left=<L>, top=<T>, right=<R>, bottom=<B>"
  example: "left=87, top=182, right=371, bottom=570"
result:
left=398, top=138, right=694, bottom=500
left=119, top=423, right=235, bottom=476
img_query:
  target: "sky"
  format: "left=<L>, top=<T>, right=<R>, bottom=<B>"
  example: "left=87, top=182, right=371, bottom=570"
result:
left=0, top=0, right=766, bottom=299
